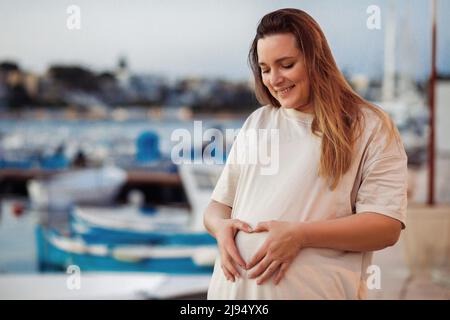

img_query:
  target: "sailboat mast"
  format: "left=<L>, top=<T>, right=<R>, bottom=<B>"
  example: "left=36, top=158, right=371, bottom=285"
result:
left=382, top=0, right=396, bottom=102
left=427, top=0, right=437, bottom=205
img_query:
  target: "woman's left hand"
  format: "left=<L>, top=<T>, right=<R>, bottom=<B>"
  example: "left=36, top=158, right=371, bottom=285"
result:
left=246, top=220, right=305, bottom=285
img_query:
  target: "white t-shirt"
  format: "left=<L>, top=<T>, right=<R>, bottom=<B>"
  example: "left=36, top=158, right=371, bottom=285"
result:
left=207, top=105, right=408, bottom=300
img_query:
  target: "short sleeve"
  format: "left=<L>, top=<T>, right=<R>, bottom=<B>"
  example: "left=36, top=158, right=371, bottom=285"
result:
left=355, top=117, right=408, bottom=228
left=210, top=107, right=266, bottom=207
left=210, top=136, right=241, bottom=207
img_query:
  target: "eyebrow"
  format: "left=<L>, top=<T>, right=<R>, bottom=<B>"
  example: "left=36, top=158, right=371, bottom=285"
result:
left=258, top=56, right=296, bottom=67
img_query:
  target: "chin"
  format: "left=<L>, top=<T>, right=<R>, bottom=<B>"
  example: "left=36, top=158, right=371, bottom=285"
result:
left=279, top=100, right=302, bottom=109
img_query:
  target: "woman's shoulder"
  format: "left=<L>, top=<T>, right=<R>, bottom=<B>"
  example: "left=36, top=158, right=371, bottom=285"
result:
left=242, top=105, right=277, bottom=129
left=358, top=103, right=407, bottom=159
left=247, top=104, right=277, bottom=120
left=359, top=103, right=394, bottom=136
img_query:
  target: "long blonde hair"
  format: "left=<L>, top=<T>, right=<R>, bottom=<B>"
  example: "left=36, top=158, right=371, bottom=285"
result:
left=248, top=8, right=395, bottom=189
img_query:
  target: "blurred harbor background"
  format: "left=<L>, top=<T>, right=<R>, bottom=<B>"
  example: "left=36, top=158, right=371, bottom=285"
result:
left=0, top=0, right=449, bottom=299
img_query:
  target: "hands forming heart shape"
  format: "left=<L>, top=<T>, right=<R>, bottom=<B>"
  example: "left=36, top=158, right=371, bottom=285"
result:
left=215, top=219, right=305, bottom=285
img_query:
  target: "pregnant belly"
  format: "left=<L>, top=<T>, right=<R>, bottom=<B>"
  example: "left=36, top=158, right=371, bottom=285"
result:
left=234, top=230, right=269, bottom=265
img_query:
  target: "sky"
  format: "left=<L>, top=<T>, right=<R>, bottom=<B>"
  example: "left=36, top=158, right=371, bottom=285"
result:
left=0, top=0, right=448, bottom=81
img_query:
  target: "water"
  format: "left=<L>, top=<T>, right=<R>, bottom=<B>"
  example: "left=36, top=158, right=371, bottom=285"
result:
left=0, top=117, right=245, bottom=167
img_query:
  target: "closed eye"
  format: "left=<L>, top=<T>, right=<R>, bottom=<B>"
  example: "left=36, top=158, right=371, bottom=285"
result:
left=261, top=63, right=294, bottom=74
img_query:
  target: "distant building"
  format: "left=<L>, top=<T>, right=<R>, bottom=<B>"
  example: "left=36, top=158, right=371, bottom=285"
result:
left=116, top=56, right=130, bottom=88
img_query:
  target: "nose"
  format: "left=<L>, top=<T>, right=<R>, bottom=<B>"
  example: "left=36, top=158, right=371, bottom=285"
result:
left=269, top=70, right=284, bottom=87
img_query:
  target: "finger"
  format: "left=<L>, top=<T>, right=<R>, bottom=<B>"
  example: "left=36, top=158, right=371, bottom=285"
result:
left=223, top=263, right=238, bottom=282
left=248, top=255, right=271, bottom=279
left=226, top=240, right=246, bottom=269
left=252, top=221, right=269, bottom=233
left=221, top=264, right=234, bottom=282
left=273, top=263, right=289, bottom=285
left=246, top=241, right=269, bottom=270
left=224, top=261, right=240, bottom=280
left=234, top=220, right=253, bottom=233
left=222, top=252, right=241, bottom=280
left=257, top=260, right=281, bottom=285
left=219, top=247, right=239, bottom=280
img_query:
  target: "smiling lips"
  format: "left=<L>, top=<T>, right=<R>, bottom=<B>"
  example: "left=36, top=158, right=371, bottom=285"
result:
left=277, top=85, right=295, bottom=97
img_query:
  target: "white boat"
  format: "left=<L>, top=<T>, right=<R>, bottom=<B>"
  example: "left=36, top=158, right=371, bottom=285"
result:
left=177, top=163, right=224, bottom=231
left=27, top=165, right=127, bottom=211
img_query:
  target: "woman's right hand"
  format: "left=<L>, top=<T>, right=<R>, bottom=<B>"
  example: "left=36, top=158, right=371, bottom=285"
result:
left=215, top=219, right=253, bottom=282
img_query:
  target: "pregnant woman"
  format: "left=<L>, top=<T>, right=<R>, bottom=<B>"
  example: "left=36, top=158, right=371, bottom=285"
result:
left=204, top=8, right=407, bottom=300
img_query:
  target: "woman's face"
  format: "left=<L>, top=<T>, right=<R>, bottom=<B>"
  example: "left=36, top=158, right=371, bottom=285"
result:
left=257, top=33, right=311, bottom=111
